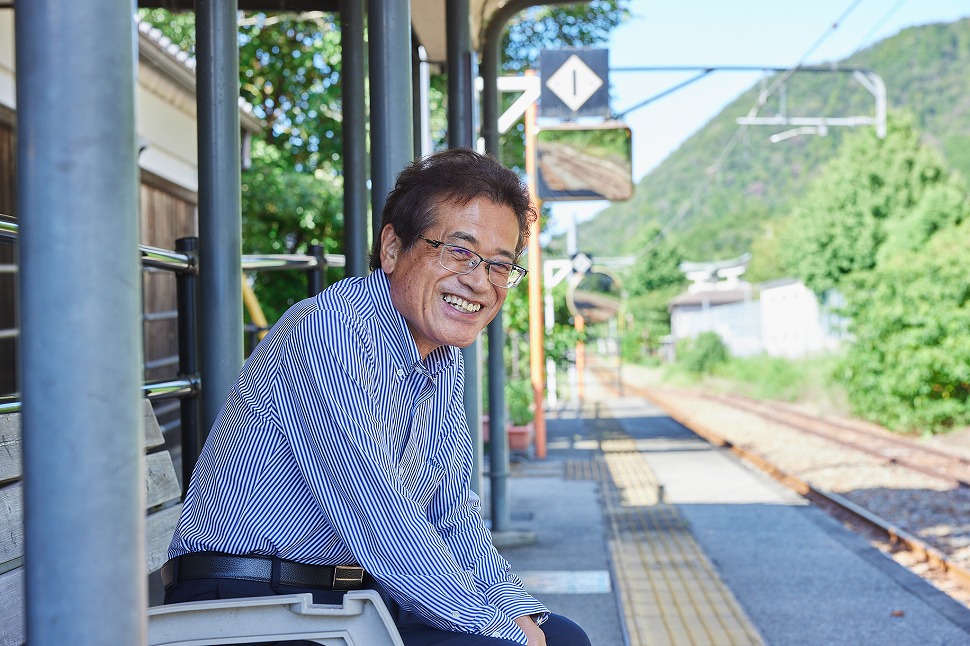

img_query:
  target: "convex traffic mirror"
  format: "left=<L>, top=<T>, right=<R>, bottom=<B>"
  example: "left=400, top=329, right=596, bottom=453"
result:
left=535, top=123, right=633, bottom=202
left=566, top=269, right=622, bottom=324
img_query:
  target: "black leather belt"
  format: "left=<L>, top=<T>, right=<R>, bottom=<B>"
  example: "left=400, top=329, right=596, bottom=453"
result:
left=161, top=552, right=366, bottom=591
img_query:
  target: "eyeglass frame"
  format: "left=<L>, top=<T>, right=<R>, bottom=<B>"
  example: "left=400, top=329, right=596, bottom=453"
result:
left=416, top=235, right=528, bottom=288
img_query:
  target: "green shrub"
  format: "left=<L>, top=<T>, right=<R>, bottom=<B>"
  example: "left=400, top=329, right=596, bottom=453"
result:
left=677, top=332, right=729, bottom=374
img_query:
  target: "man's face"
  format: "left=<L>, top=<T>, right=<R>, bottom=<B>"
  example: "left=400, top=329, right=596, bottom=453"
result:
left=381, top=196, right=520, bottom=358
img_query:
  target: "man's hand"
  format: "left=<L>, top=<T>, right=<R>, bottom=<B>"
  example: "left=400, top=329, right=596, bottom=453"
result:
left=514, top=614, right=546, bottom=646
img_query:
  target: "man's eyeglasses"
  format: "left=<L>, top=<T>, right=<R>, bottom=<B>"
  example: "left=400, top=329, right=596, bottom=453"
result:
left=417, top=235, right=527, bottom=288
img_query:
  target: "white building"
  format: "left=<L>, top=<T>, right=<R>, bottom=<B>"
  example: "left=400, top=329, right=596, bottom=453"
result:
left=667, top=254, right=846, bottom=360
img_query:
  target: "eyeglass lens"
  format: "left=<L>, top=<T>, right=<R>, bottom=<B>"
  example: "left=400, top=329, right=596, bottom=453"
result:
left=439, top=245, right=522, bottom=288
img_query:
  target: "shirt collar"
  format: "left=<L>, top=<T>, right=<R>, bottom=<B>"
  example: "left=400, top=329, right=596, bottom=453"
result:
left=366, top=270, right=456, bottom=378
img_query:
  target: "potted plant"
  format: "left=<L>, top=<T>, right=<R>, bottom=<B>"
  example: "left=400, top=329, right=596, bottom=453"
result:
left=505, top=377, right=534, bottom=452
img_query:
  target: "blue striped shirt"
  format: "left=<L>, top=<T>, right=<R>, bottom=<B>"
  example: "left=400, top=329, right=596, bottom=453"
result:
left=169, top=269, right=546, bottom=643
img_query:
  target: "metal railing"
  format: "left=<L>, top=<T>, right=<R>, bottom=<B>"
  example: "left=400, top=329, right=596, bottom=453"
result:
left=0, top=217, right=345, bottom=486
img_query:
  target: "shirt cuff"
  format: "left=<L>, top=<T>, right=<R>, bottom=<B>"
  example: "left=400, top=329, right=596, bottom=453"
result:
left=482, top=579, right=549, bottom=626
left=475, top=607, right=528, bottom=644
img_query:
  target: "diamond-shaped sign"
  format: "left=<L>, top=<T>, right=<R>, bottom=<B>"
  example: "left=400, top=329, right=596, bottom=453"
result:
left=540, top=49, right=610, bottom=119
left=545, top=55, right=603, bottom=112
left=571, top=252, right=593, bottom=275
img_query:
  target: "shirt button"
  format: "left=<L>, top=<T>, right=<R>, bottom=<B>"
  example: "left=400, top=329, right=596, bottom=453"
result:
left=396, top=368, right=405, bottom=377
left=451, top=611, right=460, bottom=620
left=491, top=630, right=501, bottom=637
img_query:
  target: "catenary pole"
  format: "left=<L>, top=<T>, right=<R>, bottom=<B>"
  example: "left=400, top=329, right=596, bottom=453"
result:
left=16, top=3, right=145, bottom=643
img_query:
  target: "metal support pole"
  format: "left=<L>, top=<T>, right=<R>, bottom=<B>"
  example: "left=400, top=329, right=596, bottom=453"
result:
left=486, top=316, right=510, bottom=531
left=307, top=243, right=327, bottom=296
left=339, top=0, right=369, bottom=276
left=523, top=79, right=547, bottom=459
left=196, top=0, right=243, bottom=432
left=412, top=46, right=424, bottom=160
left=445, top=0, right=485, bottom=496
left=176, top=237, right=201, bottom=492
left=447, top=0, right=473, bottom=149
left=15, top=4, right=145, bottom=643
left=368, top=0, right=413, bottom=236
left=481, top=0, right=573, bottom=154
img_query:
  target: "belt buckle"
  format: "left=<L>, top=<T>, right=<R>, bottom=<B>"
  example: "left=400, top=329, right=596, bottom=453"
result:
left=333, top=565, right=364, bottom=590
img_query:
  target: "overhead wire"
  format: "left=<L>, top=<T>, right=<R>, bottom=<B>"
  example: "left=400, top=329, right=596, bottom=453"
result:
left=636, top=0, right=866, bottom=257
left=848, top=0, right=908, bottom=58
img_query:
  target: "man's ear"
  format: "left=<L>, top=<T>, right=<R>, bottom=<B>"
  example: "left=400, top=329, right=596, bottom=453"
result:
left=379, top=224, right=402, bottom=273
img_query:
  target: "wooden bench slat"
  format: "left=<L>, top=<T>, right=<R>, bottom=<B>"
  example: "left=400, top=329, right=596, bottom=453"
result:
left=1, top=449, right=182, bottom=572
left=0, top=401, right=183, bottom=646
left=0, top=413, right=20, bottom=487
left=0, top=567, right=24, bottom=646
left=147, top=504, right=182, bottom=574
left=146, top=451, right=181, bottom=510
left=0, top=400, right=168, bottom=485
left=0, top=483, right=22, bottom=569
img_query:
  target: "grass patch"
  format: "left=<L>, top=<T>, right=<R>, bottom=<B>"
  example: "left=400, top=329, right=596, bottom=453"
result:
left=660, top=352, right=852, bottom=416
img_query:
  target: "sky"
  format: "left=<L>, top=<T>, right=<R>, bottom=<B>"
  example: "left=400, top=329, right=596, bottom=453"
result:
left=546, top=0, right=970, bottom=235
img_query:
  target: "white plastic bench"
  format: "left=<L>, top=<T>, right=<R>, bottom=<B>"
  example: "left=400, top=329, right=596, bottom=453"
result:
left=147, top=591, right=403, bottom=646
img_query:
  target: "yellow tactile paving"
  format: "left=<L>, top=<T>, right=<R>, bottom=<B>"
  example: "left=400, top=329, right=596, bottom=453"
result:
left=593, top=412, right=764, bottom=646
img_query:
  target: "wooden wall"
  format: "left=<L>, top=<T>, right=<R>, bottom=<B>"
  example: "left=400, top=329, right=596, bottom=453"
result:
left=0, top=106, right=16, bottom=397
left=0, top=110, right=199, bottom=409
left=140, top=172, right=198, bottom=436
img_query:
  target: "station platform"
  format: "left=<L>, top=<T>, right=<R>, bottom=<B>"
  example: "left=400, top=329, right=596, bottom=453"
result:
left=487, top=373, right=970, bottom=645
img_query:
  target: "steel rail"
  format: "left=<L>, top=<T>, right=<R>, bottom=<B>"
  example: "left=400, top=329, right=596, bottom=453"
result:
left=702, top=392, right=970, bottom=489
left=724, top=392, right=970, bottom=469
left=635, top=384, right=970, bottom=593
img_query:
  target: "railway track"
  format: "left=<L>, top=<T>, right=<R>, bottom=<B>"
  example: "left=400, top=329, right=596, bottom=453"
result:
left=590, top=365, right=970, bottom=605
left=703, top=392, right=970, bottom=489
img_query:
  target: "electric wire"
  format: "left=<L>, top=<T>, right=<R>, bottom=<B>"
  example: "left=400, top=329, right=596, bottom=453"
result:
left=849, top=0, right=909, bottom=58
left=636, top=0, right=866, bottom=257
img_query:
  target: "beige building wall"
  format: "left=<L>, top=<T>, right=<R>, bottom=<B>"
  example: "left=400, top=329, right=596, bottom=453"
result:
left=0, top=12, right=15, bottom=109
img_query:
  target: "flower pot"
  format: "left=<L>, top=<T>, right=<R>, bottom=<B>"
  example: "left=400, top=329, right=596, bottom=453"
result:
left=507, top=422, right=534, bottom=452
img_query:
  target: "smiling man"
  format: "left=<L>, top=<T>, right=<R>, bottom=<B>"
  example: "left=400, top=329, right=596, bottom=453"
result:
left=163, top=149, right=591, bottom=646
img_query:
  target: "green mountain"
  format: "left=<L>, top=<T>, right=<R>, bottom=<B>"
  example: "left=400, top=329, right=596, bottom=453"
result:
left=574, top=17, right=970, bottom=265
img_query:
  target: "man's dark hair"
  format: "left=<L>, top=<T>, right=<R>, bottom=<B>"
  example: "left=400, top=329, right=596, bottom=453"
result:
left=368, top=148, right=537, bottom=271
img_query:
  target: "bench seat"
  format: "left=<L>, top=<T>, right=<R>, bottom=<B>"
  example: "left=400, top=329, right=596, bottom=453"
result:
left=147, top=591, right=403, bottom=646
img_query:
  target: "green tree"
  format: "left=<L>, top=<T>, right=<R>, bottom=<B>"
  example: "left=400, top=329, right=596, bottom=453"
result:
left=237, top=13, right=344, bottom=173
left=241, top=140, right=344, bottom=322
left=778, top=111, right=970, bottom=434
left=139, top=9, right=347, bottom=319
left=838, top=215, right=970, bottom=433
left=617, top=225, right=684, bottom=361
left=780, top=113, right=951, bottom=293
left=625, top=224, right=685, bottom=296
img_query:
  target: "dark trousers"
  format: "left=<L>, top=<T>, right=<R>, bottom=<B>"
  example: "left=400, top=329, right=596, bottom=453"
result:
left=165, top=577, right=591, bottom=646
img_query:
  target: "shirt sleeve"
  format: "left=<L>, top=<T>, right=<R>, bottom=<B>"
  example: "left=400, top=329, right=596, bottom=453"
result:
left=276, top=311, right=529, bottom=644
left=428, top=381, right=550, bottom=624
